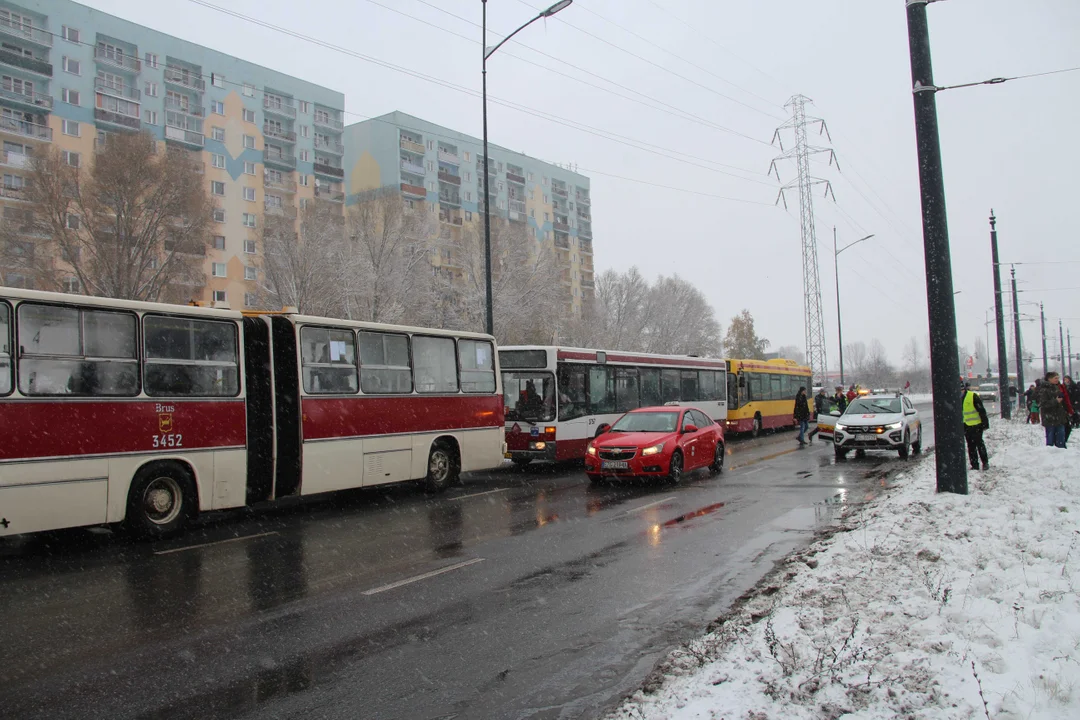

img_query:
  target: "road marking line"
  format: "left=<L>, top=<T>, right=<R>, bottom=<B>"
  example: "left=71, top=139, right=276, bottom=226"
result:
left=154, top=531, right=278, bottom=556
left=624, top=495, right=678, bottom=515
left=737, top=468, right=764, bottom=476
left=447, top=488, right=509, bottom=502
left=362, top=558, right=485, bottom=596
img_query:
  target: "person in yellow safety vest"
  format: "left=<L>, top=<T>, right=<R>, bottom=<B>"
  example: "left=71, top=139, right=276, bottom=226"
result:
left=962, top=382, right=991, bottom=470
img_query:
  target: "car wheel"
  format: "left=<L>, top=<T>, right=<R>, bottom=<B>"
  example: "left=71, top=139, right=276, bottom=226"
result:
left=124, top=462, right=196, bottom=539
left=423, top=441, right=459, bottom=493
left=898, top=431, right=910, bottom=459
left=751, top=414, right=762, bottom=438
left=667, top=450, right=684, bottom=484
left=912, top=429, right=922, bottom=455
left=834, top=446, right=848, bottom=461
left=511, top=457, right=532, bottom=468
left=709, top=442, right=725, bottom=474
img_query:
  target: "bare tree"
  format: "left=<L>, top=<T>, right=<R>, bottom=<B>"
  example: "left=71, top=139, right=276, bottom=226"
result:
left=640, top=274, right=722, bottom=356
left=844, top=341, right=868, bottom=381
left=902, top=336, right=921, bottom=373
left=3, top=132, right=211, bottom=301
left=258, top=203, right=346, bottom=316
left=590, top=267, right=654, bottom=350
left=724, top=310, right=770, bottom=359
left=773, top=345, right=806, bottom=365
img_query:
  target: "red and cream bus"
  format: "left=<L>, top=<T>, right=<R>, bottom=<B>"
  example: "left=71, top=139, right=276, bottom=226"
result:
left=0, top=288, right=504, bottom=539
left=499, top=346, right=729, bottom=465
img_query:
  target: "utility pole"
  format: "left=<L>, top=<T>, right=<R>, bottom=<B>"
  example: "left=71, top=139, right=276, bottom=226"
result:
left=1069, top=330, right=1074, bottom=378
left=770, top=96, right=836, bottom=384
left=834, top=227, right=845, bottom=385
left=1011, top=266, right=1024, bottom=393
left=1060, top=319, right=1066, bottom=376
left=1041, top=302, right=1048, bottom=377
left=989, top=211, right=1010, bottom=418
left=906, top=0, right=966, bottom=494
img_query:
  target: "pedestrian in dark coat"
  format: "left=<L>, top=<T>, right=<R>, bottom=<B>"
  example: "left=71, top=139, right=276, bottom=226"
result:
left=1065, top=376, right=1080, bottom=429
left=1037, top=372, right=1070, bottom=448
left=961, top=384, right=990, bottom=470
left=814, top=388, right=829, bottom=418
left=794, top=387, right=811, bottom=446
left=833, top=386, right=848, bottom=414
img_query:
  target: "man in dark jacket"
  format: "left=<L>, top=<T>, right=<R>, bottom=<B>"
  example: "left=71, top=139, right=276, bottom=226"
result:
left=794, top=386, right=811, bottom=446
left=833, top=386, right=848, bottom=414
left=1065, top=376, right=1080, bottom=430
left=961, top=383, right=990, bottom=470
left=814, top=388, right=829, bottom=418
left=1037, top=372, right=1070, bottom=448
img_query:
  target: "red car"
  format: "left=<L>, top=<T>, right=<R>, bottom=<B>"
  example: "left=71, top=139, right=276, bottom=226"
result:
left=585, top=406, right=725, bottom=484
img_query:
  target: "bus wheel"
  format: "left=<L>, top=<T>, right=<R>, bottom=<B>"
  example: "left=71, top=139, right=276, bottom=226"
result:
left=423, top=441, right=459, bottom=493
left=511, top=457, right=532, bottom=468
left=125, top=463, right=195, bottom=539
left=751, top=414, right=762, bottom=438
left=709, top=442, right=725, bottom=474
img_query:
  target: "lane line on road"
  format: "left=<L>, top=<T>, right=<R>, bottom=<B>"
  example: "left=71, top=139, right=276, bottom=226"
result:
left=362, top=558, right=486, bottom=596
left=154, top=531, right=279, bottom=556
left=623, top=495, right=678, bottom=515
left=736, top=468, right=764, bottom=477
left=448, top=488, right=509, bottom=502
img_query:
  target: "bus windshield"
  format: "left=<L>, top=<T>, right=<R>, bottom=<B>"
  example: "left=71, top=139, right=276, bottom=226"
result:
left=610, top=411, right=679, bottom=433
left=503, top=371, right=556, bottom=422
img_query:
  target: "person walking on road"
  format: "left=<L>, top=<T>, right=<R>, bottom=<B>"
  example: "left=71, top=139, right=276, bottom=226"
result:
left=961, top=383, right=990, bottom=470
left=833, top=386, right=848, bottom=414
left=1037, top=372, right=1071, bottom=448
left=1028, top=381, right=1042, bottom=425
left=814, top=388, right=829, bottom=419
left=1065, top=376, right=1080, bottom=435
left=846, top=385, right=858, bottom=404
left=794, top=386, right=811, bottom=446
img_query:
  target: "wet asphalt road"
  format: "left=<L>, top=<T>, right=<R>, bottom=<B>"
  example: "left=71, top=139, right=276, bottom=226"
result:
left=0, top=404, right=934, bottom=720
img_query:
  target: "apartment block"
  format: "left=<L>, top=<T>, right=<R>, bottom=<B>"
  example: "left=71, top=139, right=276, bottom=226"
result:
left=0, top=0, right=345, bottom=308
left=343, top=111, right=594, bottom=314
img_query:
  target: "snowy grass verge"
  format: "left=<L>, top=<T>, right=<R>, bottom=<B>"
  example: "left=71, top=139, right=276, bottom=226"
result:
left=610, top=422, right=1080, bottom=720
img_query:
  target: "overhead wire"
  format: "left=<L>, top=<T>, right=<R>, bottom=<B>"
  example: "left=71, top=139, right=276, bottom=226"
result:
left=935, top=65, right=1080, bottom=93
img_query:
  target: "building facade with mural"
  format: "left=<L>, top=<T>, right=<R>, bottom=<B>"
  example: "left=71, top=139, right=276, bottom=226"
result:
left=1, top=0, right=345, bottom=307
left=344, top=112, right=594, bottom=315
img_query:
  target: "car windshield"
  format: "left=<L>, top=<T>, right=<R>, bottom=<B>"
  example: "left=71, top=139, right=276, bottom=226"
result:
left=502, top=371, right=556, bottom=422
left=610, top=411, right=679, bottom=433
left=979, top=385, right=997, bottom=392
left=846, top=397, right=901, bottom=414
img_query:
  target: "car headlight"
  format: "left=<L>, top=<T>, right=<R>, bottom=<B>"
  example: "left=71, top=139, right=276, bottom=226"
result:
left=641, top=443, right=665, bottom=456
left=885, top=422, right=902, bottom=430
left=835, top=423, right=846, bottom=431
left=586, top=444, right=597, bottom=456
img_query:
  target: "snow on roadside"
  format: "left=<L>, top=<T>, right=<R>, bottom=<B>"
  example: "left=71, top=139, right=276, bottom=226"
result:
left=906, top=392, right=933, bottom=405
left=610, top=422, right=1080, bottom=720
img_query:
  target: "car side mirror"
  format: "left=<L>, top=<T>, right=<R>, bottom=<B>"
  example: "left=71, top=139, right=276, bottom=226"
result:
left=596, top=423, right=611, bottom=435
left=905, top=409, right=916, bottom=415
left=683, top=424, right=698, bottom=434
left=829, top=410, right=841, bottom=417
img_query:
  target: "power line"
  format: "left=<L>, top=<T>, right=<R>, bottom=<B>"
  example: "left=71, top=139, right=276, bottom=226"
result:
left=936, top=65, right=1080, bottom=93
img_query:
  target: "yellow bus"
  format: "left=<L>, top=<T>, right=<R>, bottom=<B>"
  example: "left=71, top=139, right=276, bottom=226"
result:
left=724, top=358, right=813, bottom=437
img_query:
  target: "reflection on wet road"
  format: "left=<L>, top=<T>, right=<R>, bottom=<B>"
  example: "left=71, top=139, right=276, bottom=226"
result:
left=0, top=406, right=933, bottom=720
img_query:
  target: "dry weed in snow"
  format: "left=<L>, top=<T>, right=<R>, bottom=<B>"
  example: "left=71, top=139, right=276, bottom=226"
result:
left=611, top=422, right=1080, bottom=720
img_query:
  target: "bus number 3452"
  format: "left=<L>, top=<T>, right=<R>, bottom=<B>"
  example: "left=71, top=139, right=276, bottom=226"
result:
left=152, top=434, right=184, bottom=448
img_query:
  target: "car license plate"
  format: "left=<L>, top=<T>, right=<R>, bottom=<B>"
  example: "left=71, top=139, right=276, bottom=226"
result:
left=856, top=434, right=876, bottom=442
left=504, top=452, right=512, bottom=458
left=602, top=460, right=628, bottom=470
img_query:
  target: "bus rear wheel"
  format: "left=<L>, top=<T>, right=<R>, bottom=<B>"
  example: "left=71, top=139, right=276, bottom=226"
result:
left=511, top=457, right=533, bottom=468
left=125, top=463, right=195, bottom=539
left=423, top=441, right=459, bottom=493
left=751, top=414, right=762, bottom=438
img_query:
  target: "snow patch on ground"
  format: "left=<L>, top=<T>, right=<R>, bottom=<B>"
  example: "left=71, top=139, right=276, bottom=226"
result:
left=906, top=393, right=933, bottom=405
left=610, top=422, right=1080, bottom=720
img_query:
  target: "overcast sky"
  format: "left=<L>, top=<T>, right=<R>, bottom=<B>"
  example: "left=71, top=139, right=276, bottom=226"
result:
left=84, top=0, right=1080, bottom=368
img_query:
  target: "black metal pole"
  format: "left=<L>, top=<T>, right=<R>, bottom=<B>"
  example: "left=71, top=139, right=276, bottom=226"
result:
left=1070, top=331, right=1074, bottom=378
left=990, top=211, right=1010, bottom=418
left=1060, top=319, right=1066, bottom=375
left=1041, top=302, right=1048, bottom=377
left=906, top=0, right=966, bottom=494
left=481, top=0, right=494, bottom=337
left=834, top=226, right=845, bottom=386
left=1012, top=267, right=1024, bottom=392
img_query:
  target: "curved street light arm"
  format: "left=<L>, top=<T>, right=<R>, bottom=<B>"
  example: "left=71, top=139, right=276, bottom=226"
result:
left=836, top=234, right=875, bottom=256
left=485, top=1, right=572, bottom=61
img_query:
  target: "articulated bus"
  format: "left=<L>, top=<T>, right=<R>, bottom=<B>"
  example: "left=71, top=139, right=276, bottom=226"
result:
left=724, top=358, right=813, bottom=436
left=0, top=288, right=505, bottom=538
left=499, top=346, right=729, bottom=465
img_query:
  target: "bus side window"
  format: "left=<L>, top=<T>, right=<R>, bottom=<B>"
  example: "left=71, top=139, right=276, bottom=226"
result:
left=557, top=364, right=587, bottom=420
left=458, top=339, right=495, bottom=393
left=661, top=369, right=680, bottom=403
left=299, top=326, right=358, bottom=395
left=640, top=368, right=661, bottom=407
left=144, top=316, right=239, bottom=397
left=615, top=367, right=639, bottom=412
left=589, top=365, right=614, bottom=415
left=0, top=302, right=10, bottom=395
left=359, top=332, right=412, bottom=394
left=698, top=370, right=714, bottom=402
left=681, top=370, right=699, bottom=402
left=413, top=336, right=458, bottom=393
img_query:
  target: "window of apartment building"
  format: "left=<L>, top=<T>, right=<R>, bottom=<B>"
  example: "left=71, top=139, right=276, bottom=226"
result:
left=244, top=239, right=256, bottom=254
left=298, top=101, right=309, bottom=114
left=464, top=191, right=471, bottom=201
left=211, top=73, right=224, bottom=88
left=61, top=88, right=79, bottom=105
left=144, top=52, right=158, bottom=69
left=66, top=213, right=80, bottom=230
left=299, top=125, right=309, bottom=138
left=464, top=151, right=470, bottom=162
left=528, top=171, right=534, bottom=181
left=299, top=198, right=308, bottom=210
left=542, top=176, right=548, bottom=186
left=543, top=194, right=549, bottom=204
left=61, top=276, right=79, bottom=294
left=212, top=235, right=226, bottom=250
left=242, top=213, right=256, bottom=228
left=543, top=212, right=549, bottom=221
left=62, top=120, right=79, bottom=137
left=211, top=100, right=224, bottom=115
left=464, top=171, right=471, bottom=182
left=62, top=26, right=80, bottom=43
left=213, top=290, right=227, bottom=303
left=426, top=161, right=435, bottom=172
left=61, top=151, right=80, bottom=168
left=211, top=181, right=225, bottom=196
left=62, top=57, right=80, bottom=75
left=212, top=127, right=225, bottom=142
left=299, top=175, right=309, bottom=187
left=60, top=245, right=80, bottom=262
left=243, top=135, right=255, bottom=149
left=212, top=262, right=226, bottom=277
left=143, top=110, right=158, bottom=125
left=243, top=187, right=255, bottom=202
left=213, top=208, right=225, bottom=223
left=498, top=181, right=503, bottom=191
left=145, top=81, right=158, bottom=97
left=242, top=109, right=255, bottom=123
left=243, top=83, right=255, bottom=97
left=299, top=150, right=309, bottom=162
left=244, top=266, right=257, bottom=281
left=530, top=209, right=535, bottom=218
left=465, top=211, right=472, bottom=221
left=244, top=161, right=255, bottom=175
left=244, top=292, right=257, bottom=308
left=211, top=153, right=225, bottom=169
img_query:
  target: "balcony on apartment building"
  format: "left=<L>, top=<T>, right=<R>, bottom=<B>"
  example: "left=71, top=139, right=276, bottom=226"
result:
left=552, top=186, right=568, bottom=198
left=477, top=159, right=496, bottom=176
left=437, top=147, right=459, bottom=165
left=262, top=123, right=296, bottom=143
left=400, top=136, right=425, bottom=155
left=263, top=96, right=296, bottom=118
left=0, top=85, right=52, bottom=111
left=575, top=191, right=590, bottom=206
left=580, top=238, right=593, bottom=255
left=164, top=97, right=204, bottom=119
left=263, top=148, right=296, bottom=170
left=164, top=113, right=203, bottom=147
left=313, top=160, right=344, bottom=179
left=438, top=191, right=461, bottom=207
left=94, top=46, right=141, bottom=73
left=94, top=107, right=141, bottom=131
left=0, top=149, right=30, bottom=169
left=0, top=183, right=28, bottom=201
left=0, top=16, right=52, bottom=48
left=94, top=77, right=140, bottom=102
left=577, top=207, right=591, bottom=222
left=264, top=173, right=297, bottom=193
left=439, top=209, right=463, bottom=226
left=400, top=182, right=425, bottom=199
left=313, top=113, right=343, bottom=131
left=264, top=200, right=297, bottom=220
left=581, top=276, right=595, bottom=289
left=0, top=46, right=51, bottom=76
left=554, top=234, right=570, bottom=250
left=506, top=171, right=525, bottom=185
left=314, top=137, right=344, bottom=155
left=315, top=186, right=344, bottom=203
left=553, top=219, right=570, bottom=233
left=437, top=170, right=461, bottom=186
left=400, top=158, right=425, bottom=176
left=0, top=115, right=52, bottom=141
left=578, top=225, right=592, bottom=239
left=164, top=66, right=206, bottom=92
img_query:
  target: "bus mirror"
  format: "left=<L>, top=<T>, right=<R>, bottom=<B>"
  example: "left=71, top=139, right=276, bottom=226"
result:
left=738, top=375, right=745, bottom=388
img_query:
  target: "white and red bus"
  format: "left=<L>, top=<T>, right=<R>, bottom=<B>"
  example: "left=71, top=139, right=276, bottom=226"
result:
left=499, top=346, right=729, bottom=465
left=0, top=288, right=504, bottom=538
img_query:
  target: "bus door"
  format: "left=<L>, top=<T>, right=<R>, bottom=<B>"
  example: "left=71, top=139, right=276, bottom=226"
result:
left=242, top=316, right=275, bottom=504
left=269, top=316, right=302, bottom=498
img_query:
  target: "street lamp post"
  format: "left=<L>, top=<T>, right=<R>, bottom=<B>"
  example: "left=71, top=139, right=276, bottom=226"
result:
left=481, top=0, right=572, bottom=337
left=833, top=226, right=874, bottom=386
